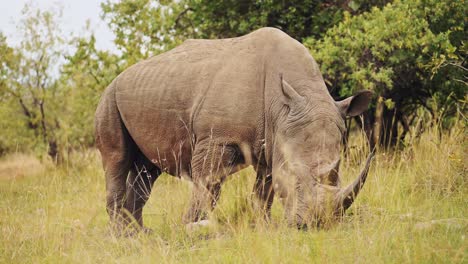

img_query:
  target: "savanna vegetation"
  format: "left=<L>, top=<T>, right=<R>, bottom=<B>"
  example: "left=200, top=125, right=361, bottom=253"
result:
left=0, top=0, right=466, bottom=263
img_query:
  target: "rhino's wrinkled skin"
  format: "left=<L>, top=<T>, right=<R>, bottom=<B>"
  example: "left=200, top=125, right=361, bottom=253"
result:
left=95, top=27, right=373, bottom=231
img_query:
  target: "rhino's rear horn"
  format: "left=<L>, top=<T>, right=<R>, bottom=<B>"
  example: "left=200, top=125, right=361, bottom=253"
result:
left=336, top=150, right=375, bottom=212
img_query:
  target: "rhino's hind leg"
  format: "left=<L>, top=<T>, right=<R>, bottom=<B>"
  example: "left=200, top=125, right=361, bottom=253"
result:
left=95, top=81, right=139, bottom=234
left=102, top=158, right=132, bottom=232
left=124, top=153, right=161, bottom=230
left=96, top=126, right=135, bottom=232
left=252, top=166, right=275, bottom=220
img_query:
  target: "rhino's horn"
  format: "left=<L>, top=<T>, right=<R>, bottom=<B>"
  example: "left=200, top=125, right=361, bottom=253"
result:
left=336, top=150, right=375, bottom=212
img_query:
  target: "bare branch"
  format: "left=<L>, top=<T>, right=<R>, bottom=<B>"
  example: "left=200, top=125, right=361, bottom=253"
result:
left=174, top=7, right=195, bottom=32
left=453, top=78, right=468, bottom=86
left=442, top=62, right=468, bottom=72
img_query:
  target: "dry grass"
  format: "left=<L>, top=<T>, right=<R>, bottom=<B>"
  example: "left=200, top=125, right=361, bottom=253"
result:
left=0, top=153, right=46, bottom=180
left=0, top=121, right=466, bottom=263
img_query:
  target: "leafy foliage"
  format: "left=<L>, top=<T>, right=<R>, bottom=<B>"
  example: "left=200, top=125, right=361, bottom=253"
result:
left=100, top=0, right=392, bottom=60
left=305, top=0, right=467, bottom=146
left=101, top=0, right=187, bottom=64
left=59, top=31, right=123, bottom=149
left=176, top=0, right=391, bottom=40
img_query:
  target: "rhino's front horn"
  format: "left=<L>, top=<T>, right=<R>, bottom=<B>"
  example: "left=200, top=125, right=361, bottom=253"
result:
left=336, top=150, right=375, bottom=212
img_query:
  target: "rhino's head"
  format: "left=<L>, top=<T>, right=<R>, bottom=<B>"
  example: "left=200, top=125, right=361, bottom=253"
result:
left=272, top=78, right=373, bottom=228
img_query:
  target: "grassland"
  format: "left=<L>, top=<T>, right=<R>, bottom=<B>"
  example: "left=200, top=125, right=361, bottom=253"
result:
left=0, top=122, right=466, bottom=263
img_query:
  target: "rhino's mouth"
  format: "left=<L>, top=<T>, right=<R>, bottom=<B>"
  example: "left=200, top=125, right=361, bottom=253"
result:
left=292, top=151, right=375, bottom=228
left=274, top=149, right=374, bottom=228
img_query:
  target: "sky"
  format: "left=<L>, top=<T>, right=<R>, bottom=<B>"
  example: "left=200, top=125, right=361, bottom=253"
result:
left=0, top=0, right=117, bottom=52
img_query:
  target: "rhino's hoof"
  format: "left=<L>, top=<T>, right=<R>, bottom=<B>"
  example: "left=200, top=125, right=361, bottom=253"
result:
left=185, top=220, right=211, bottom=232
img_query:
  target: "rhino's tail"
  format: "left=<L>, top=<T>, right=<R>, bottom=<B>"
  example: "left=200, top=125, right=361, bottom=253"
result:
left=94, top=79, right=137, bottom=167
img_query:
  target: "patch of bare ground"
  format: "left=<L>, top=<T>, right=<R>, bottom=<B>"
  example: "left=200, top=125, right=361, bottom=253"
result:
left=0, top=153, right=46, bottom=180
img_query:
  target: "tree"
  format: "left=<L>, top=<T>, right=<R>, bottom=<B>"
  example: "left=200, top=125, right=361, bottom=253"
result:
left=177, top=0, right=391, bottom=40
left=101, top=0, right=186, bottom=66
left=0, top=4, right=65, bottom=160
left=305, top=0, right=466, bottom=148
left=100, top=0, right=392, bottom=65
left=0, top=34, right=35, bottom=155
left=181, top=0, right=343, bottom=40
left=59, top=28, right=122, bottom=150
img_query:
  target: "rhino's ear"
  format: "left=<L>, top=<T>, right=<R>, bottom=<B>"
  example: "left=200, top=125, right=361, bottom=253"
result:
left=281, top=78, right=303, bottom=104
left=336, top=90, right=373, bottom=117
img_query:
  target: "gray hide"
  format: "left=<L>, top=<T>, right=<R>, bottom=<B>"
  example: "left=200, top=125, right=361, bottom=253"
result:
left=95, top=27, right=373, bottom=231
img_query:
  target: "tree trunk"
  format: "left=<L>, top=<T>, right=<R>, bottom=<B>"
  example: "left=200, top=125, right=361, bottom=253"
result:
left=363, top=97, right=402, bottom=149
left=382, top=107, right=399, bottom=148
left=371, top=96, right=384, bottom=149
left=343, top=117, right=352, bottom=156
left=48, top=139, right=59, bottom=162
left=362, top=110, right=374, bottom=149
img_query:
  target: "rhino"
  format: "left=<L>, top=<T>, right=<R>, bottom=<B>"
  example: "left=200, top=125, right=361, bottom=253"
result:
left=95, top=27, right=373, bottom=232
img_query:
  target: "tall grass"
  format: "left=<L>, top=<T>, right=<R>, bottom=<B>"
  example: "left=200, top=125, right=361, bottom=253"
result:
left=0, top=120, right=466, bottom=263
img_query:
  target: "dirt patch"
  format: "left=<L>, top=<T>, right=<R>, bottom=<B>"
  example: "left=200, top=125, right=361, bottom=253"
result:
left=0, top=154, right=46, bottom=180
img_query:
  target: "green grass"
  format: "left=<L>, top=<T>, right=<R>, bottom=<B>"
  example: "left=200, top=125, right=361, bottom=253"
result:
left=0, top=123, right=466, bottom=263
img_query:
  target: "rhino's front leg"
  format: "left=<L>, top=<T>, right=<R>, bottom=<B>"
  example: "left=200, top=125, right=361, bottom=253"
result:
left=252, top=166, right=275, bottom=220
left=183, top=142, right=238, bottom=225
left=183, top=181, right=222, bottom=224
